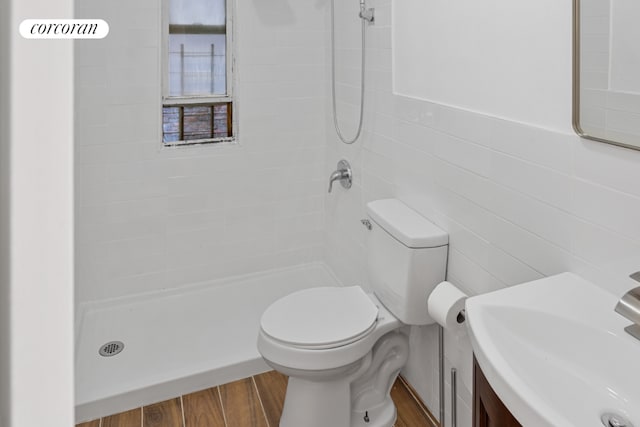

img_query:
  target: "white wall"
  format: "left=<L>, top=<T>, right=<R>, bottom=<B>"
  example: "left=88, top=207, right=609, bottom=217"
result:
left=2, top=0, right=75, bottom=426
left=393, top=0, right=572, bottom=132
left=325, top=0, right=640, bottom=425
left=0, top=0, right=10, bottom=424
left=75, top=0, right=329, bottom=303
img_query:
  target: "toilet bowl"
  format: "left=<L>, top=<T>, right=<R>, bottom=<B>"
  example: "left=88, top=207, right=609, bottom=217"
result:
left=257, top=199, right=449, bottom=427
left=258, top=288, right=407, bottom=427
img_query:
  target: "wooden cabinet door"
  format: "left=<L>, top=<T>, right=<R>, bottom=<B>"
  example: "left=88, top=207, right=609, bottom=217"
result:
left=473, top=356, right=522, bottom=427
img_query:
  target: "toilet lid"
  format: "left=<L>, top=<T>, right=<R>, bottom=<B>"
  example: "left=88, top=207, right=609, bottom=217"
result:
left=260, top=286, right=379, bottom=349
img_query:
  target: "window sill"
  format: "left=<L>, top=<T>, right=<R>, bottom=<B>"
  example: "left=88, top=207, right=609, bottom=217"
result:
left=157, top=137, right=241, bottom=157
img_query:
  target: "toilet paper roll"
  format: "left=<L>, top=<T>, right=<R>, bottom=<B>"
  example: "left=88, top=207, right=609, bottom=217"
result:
left=427, top=281, right=468, bottom=329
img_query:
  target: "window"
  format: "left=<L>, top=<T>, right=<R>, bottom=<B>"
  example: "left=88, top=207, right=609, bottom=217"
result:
left=162, top=0, right=234, bottom=146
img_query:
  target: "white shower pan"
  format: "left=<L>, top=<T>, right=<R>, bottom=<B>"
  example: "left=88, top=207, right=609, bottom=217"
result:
left=75, top=262, right=341, bottom=422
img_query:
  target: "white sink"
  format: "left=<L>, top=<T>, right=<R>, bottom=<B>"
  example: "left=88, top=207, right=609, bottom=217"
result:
left=466, top=272, right=640, bottom=427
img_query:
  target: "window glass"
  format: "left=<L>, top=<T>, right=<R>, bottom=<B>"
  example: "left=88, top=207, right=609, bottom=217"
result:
left=163, top=0, right=233, bottom=146
left=168, top=0, right=227, bottom=96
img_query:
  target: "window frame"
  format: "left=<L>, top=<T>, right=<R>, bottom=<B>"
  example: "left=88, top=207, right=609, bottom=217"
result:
left=161, top=0, right=236, bottom=147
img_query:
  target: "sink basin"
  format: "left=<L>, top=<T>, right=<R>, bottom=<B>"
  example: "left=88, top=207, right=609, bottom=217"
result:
left=466, top=272, right=640, bottom=427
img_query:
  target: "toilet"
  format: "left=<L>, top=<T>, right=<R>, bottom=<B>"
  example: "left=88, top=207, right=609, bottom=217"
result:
left=257, top=199, right=448, bottom=427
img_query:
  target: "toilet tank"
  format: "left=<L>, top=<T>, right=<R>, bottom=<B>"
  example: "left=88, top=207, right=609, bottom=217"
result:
left=366, top=199, right=448, bottom=325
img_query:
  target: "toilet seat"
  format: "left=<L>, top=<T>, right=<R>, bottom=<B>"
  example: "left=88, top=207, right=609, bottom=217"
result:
left=260, top=286, right=379, bottom=350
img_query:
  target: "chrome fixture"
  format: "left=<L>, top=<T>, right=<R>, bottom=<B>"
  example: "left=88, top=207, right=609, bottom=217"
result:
left=451, top=368, right=457, bottom=427
left=438, top=326, right=445, bottom=426
left=328, top=160, right=352, bottom=193
left=601, top=412, right=634, bottom=427
left=614, top=274, right=640, bottom=341
left=330, top=0, right=372, bottom=144
left=359, top=0, right=375, bottom=23
left=99, top=341, right=124, bottom=357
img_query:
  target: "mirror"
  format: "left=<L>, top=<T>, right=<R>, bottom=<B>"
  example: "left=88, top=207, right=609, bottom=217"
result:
left=574, top=0, right=640, bottom=150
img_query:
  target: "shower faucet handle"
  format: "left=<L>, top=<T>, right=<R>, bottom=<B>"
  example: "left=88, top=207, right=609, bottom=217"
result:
left=328, top=160, right=352, bottom=193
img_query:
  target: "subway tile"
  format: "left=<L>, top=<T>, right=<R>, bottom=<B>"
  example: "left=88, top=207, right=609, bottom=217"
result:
left=363, top=169, right=395, bottom=202
left=79, top=178, right=168, bottom=206
left=82, top=235, right=166, bottom=262
left=392, top=119, right=437, bottom=154
left=167, top=175, right=229, bottom=198
left=447, top=249, right=505, bottom=297
left=77, top=142, right=159, bottom=165
left=429, top=211, right=490, bottom=271
left=489, top=151, right=572, bottom=211
left=273, top=196, right=324, bottom=219
left=432, top=185, right=492, bottom=241
left=80, top=198, right=167, bottom=225
left=434, top=133, right=491, bottom=177
left=393, top=157, right=434, bottom=205
left=363, top=132, right=395, bottom=159
left=275, top=213, right=325, bottom=234
left=572, top=178, right=640, bottom=241
left=81, top=251, right=166, bottom=283
left=167, top=194, right=209, bottom=215
left=107, top=65, right=158, bottom=89
left=77, top=216, right=166, bottom=245
left=275, top=47, right=326, bottom=66
left=76, top=0, right=336, bottom=303
left=485, top=180, right=573, bottom=250
left=166, top=210, right=226, bottom=233
left=433, top=105, right=493, bottom=148
left=570, top=219, right=640, bottom=267
left=393, top=95, right=437, bottom=127
left=222, top=237, right=278, bottom=260
left=166, top=227, right=227, bottom=255
left=393, top=141, right=435, bottom=180
left=433, top=158, right=491, bottom=209
left=275, top=30, right=326, bottom=48
left=573, top=138, right=640, bottom=199
left=487, top=245, right=545, bottom=287
left=77, top=66, right=107, bottom=88
left=487, top=118, right=574, bottom=173
left=488, top=215, right=573, bottom=276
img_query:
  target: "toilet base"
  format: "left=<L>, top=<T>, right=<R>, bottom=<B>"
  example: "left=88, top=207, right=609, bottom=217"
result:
left=276, top=331, right=409, bottom=427
left=279, top=377, right=397, bottom=427
left=351, top=398, right=396, bottom=427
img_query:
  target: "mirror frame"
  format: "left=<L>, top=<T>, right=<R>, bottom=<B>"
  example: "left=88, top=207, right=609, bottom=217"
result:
left=572, top=0, right=640, bottom=151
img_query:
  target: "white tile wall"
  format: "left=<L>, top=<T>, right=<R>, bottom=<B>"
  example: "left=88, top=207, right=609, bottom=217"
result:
left=75, top=0, right=329, bottom=303
left=75, top=0, right=640, bottom=424
left=325, top=0, right=640, bottom=425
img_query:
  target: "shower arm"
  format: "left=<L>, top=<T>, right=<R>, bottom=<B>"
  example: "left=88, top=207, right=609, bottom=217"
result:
left=359, top=0, right=374, bottom=23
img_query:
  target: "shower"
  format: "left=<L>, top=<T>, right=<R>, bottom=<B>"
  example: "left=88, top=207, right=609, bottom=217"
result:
left=330, top=0, right=374, bottom=144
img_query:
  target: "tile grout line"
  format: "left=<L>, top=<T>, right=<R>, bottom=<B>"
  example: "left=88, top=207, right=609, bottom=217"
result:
left=251, top=375, right=271, bottom=427
left=180, top=395, right=186, bottom=427
left=216, top=386, right=229, bottom=427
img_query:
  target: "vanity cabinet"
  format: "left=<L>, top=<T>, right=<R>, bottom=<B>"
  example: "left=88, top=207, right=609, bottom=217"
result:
left=473, top=357, right=521, bottom=427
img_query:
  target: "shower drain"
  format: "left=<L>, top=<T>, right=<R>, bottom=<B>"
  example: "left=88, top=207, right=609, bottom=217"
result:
left=99, top=341, right=124, bottom=357
left=601, top=413, right=634, bottom=427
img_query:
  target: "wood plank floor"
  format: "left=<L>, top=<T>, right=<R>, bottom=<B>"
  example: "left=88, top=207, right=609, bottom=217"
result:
left=77, top=372, right=438, bottom=427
